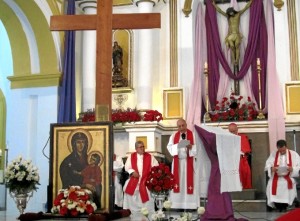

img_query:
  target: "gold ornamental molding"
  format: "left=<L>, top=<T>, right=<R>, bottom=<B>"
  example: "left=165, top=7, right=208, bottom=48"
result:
left=182, top=0, right=192, bottom=17
left=274, top=0, right=284, bottom=11
left=287, top=0, right=299, bottom=81
left=133, top=0, right=158, bottom=6
left=170, top=0, right=178, bottom=87
left=7, top=73, right=62, bottom=89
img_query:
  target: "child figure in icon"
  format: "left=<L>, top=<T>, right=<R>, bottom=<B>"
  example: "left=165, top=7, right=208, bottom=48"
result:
left=75, top=153, right=102, bottom=209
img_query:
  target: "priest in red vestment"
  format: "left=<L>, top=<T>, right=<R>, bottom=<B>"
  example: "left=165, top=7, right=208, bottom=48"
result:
left=265, top=139, right=300, bottom=211
left=228, top=123, right=252, bottom=189
left=167, top=118, right=198, bottom=209
left=123, top=140, right=158, bottom=219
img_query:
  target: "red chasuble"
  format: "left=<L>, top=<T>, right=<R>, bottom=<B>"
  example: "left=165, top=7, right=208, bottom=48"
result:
left=124, top=152, right=151, bottom=203
left=272, top=150, right=293, bottom=195
left=239, top=134, right=252, bottom=189
left=173, top=129, right=194, bottom=194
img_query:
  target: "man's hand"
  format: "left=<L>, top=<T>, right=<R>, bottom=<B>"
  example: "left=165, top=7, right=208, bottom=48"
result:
left=271, top=167, right=278, bottom=173
left=131, top=171, right=139, bottom=178
left=287, top=166, right=293, bottom=172
left=186, top=144, right=192, bottom=150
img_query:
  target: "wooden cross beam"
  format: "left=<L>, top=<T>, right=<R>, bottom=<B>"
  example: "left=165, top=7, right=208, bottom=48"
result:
left=50, top=1, right=161, bottom=121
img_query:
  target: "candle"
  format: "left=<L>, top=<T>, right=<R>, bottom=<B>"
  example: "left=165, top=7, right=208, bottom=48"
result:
left=257, top=58, right=260, bottom=66
left=204, top=62, right=208, bottom=69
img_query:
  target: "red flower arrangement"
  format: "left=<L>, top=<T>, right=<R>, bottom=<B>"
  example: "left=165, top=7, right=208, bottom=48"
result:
left=143, top=110, right=163, bottom=122
left=210, top=93, right=258, bottom=122
left=81, top=109, right=95, bottom=122
left=111, top=108, right=142, bottom=124
left=78, top=108, right=163, bottom=125
left=51, top=186, right=97, bottom=217
left=145, top=163, right=175, bottom=195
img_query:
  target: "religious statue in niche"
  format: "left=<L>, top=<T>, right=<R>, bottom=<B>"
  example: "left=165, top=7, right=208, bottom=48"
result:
left=112, top=41, right=128, bottom=88
left=212, top=0, right=253, bottom=65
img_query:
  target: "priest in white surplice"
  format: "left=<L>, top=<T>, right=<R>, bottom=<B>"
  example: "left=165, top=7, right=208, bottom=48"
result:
left=123, top=141, right=158, bottom=219
left=265, top=139, right=300, bottom=211
left=113, top=154, right=124, bottom=209
left=167, top=119, right=199, bottom=209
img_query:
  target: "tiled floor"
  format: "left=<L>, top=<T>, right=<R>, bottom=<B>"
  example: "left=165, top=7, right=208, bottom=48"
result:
left=0, top=210, right=285, bottom=221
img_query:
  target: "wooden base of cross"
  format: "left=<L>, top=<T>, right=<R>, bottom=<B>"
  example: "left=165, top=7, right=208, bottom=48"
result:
left=233, top=63, right=240, bottom=95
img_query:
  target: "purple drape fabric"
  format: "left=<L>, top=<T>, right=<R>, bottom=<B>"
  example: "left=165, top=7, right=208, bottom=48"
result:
left=195, top=125, right=247, bottom=221
left=57, top=0, right=76, bottom=123
left=187, top=3, right=206, bottom=128
left=205, top=0, right=267, bottom=109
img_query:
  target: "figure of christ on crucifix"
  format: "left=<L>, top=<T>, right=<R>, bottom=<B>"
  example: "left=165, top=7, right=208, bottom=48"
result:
left=212, top=0, right=253, bottom=66
left=212, top=0, right=253, bottom=94
left=50, top=1, right=160, bottom=121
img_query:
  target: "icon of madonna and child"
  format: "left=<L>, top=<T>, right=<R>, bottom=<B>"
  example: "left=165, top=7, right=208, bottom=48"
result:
left=59, top=130, right=104, bottom=209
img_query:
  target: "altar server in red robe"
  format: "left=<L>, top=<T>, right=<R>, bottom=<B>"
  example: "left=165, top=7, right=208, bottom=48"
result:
left=228, top=123, right=252, bottom=189
left=265, top=139, right=300, bottom=211
left=167, top=118, right=198, bottom=209
left=123, top=141, right=158, bottom=219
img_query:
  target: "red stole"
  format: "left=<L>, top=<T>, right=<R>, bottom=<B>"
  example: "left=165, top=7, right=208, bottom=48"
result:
left=173, top=129, right=194, bottom=194
left=272, top=150, right=293, bottom=195
left=238, top=134, right=251, bottom=154
left=125, top=152, right=151, bottom=203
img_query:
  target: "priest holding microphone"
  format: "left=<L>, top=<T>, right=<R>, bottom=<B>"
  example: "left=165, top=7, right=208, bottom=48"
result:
left=167, top=118, right=199, bottom=209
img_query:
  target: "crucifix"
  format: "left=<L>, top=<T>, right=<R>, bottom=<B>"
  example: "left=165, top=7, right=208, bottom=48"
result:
left=50, top=1, right=161, bottom=121
left=212, top=0, right=251, bottom=95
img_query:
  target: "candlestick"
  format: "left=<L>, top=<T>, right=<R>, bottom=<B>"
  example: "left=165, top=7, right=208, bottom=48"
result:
left=256, top=60, right=265, bottom=120
left=257, top=58, right=260, bottom=66
left=204, top=62, right=208, bottom=69
left=204, top=66, right=211, bottom=123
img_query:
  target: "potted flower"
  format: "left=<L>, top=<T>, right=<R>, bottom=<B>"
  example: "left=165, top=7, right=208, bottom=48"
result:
left=51, top=185, right=97, bottom=217
left=146, top=163, right=174, bottom=196
left=5, top=156, right=40, bottom=194
left=5, top=156, right=40, bottom=214
left=145, top=163, right=174, bottom=213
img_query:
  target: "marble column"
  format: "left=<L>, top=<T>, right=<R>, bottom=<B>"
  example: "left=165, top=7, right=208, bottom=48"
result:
left=132, top=0, right=159, bottom=110
left=77, top=1, right=97, bottom=111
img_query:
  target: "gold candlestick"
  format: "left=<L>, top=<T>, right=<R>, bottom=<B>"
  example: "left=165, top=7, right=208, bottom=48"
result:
left=204, top=62, right=211, bottom=123
left=256, top=58, right=265, bottom=120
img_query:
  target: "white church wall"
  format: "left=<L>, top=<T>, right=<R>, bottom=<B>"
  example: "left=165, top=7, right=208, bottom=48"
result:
left=273, top=2, right=291, bottom=85
left=5, top=87, right=58, bottom=214
left=152, top=3, right=169, bottom=113
left=178, top=0, right=194, bottom=119
left=296, top=0, right=300, bottom=78
left=113, top=131, right=129, bottom=158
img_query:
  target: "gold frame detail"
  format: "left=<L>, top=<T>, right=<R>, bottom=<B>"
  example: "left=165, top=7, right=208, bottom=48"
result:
left=285, top=82, right=300, bottom=114
left=163, top=88, right=183, bottom=119
left=49, top=122, right=114, bottom=213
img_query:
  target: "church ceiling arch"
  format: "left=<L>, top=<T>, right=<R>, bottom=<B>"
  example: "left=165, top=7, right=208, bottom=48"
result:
left=0, top=0, right=61, bottom=88
left=0, top=1, right=31, bottom=77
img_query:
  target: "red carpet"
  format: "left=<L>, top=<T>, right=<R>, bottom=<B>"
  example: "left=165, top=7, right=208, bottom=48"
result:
left=18, top=210, right=131, bottom=221
left=275, top=208, right=300, bottom=221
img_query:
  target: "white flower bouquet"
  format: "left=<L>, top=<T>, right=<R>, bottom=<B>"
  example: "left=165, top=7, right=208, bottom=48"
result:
left=4, top=156, right=40, bottom=193
left=51, top=186, right=97, bottom=217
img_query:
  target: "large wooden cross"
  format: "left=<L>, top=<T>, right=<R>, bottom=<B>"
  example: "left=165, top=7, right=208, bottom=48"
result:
left=50, top=1, right=160, bottom=121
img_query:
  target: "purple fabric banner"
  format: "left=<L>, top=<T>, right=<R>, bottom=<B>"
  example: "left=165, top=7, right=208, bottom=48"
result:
left=57, top=0, right=76, bottom=123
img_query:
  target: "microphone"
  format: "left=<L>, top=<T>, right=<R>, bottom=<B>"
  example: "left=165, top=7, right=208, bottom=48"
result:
left=181, top=133, right=186, bottom=140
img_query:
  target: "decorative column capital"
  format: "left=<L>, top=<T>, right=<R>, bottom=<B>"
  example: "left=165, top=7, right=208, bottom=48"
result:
left=132, top=0, right=160, bottom=7
left=273, top=0, right=284, bottom=11
left=76, top=0, right=97, bottom=14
